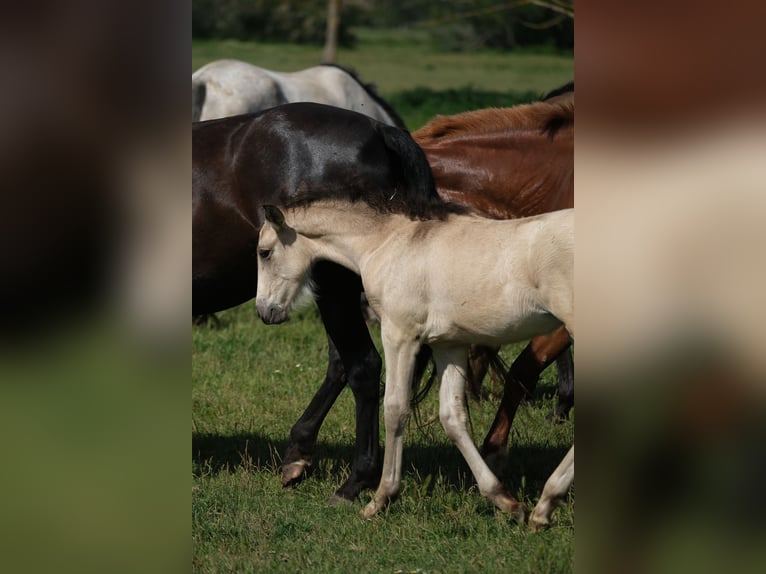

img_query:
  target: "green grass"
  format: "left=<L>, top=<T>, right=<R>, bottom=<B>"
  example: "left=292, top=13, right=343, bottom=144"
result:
left=193, top=305, right=574, bottom=573
left=192, top=27, right=573, bottom=130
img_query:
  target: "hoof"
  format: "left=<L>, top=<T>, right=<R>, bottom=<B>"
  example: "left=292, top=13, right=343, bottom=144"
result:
left=510, top=503, right=528, bottom=525
left=362, top=499, right=384, bottom=519
left=281, top=460, right=311, bottom=487
left=493, top=491, right=528, bottom=524
left=529, top=514, right=551, bottom=532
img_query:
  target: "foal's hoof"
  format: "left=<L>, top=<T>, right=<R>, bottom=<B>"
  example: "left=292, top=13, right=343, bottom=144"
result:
left=494, top=492, right=528, bottom=524
left=362, top=499, right=384, bottom=519
left=508, top=502, right=528, bottom=525
left=528, top=514, right=551, bottom=532
left=281, top=460, right=311, bottom=487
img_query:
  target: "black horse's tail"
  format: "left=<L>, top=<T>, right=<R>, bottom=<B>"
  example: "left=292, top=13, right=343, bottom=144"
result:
left=377, top=123, right=462, bottom=220
left=192, top=77, right=206, bottom=122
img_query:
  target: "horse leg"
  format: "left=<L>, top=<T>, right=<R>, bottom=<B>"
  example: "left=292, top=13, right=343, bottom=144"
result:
left=363, top=327, right=419, bottom=518
left=281, top=263, right=383, bottom=503
left=481, top=326, right=572, bottom=467
left=434, top=346, right=527, bottom=523
left=466, top=345, right=502, bottom=397
left=529, top=444, right=574, bottom=531
left=280, top=337, right=347, bottom=487
left=549, top=349, right=574, bottom=421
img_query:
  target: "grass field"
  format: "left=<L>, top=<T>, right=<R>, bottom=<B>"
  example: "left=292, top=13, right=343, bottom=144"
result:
left=193, top=306, right=574, bottom=573
left=193, top=29, right=574, bottom=573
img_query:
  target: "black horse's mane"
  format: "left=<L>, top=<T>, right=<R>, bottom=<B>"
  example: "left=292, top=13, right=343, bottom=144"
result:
left=283, top=117, right=465, bottom=221
left=283, top=188, right=468, bottom=222
left=320, top=63, right=408, bottom=130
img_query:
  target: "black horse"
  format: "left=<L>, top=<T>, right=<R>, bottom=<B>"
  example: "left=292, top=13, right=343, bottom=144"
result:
left=194, top=103, right=442, bottom=501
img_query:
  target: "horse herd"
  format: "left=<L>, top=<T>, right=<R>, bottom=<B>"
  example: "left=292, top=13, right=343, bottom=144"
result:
left=192, top=59, right=574, bottom=529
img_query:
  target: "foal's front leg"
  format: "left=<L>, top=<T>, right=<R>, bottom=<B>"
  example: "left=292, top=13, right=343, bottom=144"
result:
left=434, top=346, right=527, bottom=524
left=529, top=444, right=574, bottom=531
left=363, top=328, right=420, bottom=518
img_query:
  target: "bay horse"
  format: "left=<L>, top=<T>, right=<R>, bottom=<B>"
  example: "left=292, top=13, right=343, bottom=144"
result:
left=255, top=200, right=574, bottom=528
left=412, top=86, right=574, bottom=464
left=192, top=59, right=406, bottom=127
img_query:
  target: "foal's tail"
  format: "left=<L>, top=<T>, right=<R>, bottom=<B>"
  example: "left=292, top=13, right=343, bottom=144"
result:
left=192, top=76, right=207, bottom=122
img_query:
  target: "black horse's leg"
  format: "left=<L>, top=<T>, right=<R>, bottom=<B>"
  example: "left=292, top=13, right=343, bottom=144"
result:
left=281, top=262, right=382, bottom=503
left=550, top=349, right=574, bottom=421
left=280, top=337, right=348, bottom=487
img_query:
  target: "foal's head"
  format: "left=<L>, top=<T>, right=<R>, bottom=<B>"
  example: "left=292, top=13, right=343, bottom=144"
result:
left=255, top=205, right=311, bottom=324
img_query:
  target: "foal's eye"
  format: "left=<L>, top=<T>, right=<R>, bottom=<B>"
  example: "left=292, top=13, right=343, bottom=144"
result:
left=258, top=248, right=272, bottom=261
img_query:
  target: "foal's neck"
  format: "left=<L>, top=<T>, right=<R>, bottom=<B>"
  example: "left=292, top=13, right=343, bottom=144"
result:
left=290, top=202, right=412, bottom=274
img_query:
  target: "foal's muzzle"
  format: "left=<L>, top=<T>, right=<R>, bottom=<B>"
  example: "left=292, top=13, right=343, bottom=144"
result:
left=256, top=300, right=289, bottom=324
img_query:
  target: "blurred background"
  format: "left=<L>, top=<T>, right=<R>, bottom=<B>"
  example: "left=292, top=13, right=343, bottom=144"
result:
left=192, top=0, right=574, bottom=128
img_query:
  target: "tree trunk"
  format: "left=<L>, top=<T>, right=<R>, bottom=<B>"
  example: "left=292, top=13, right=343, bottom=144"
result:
left=322, top=0, right=341, bottom=63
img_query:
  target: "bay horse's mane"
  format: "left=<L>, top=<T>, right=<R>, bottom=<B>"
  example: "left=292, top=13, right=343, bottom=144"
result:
left=319, top=63, right=408, bottom=129
left=414, top=88, right=574, bottom=142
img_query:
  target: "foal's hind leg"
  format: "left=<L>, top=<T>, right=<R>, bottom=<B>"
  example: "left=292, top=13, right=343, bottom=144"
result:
left=282, top=263, right=382, bottom=503
left=529, top=444, right=574, bottom=531
left=435, top=346, right=527, bottom=524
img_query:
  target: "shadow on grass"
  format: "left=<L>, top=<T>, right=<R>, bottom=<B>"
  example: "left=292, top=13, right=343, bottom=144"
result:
left=192, top=432, right=289, bottom=475
left=192, top=431, right=569, bottom=501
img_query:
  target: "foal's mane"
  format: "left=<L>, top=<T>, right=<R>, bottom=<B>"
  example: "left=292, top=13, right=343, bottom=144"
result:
left=320, top=63, right=408, bottom=130
left=413, top=87, right=574, bottom=142
left=284, top=187, right=468, bottom=221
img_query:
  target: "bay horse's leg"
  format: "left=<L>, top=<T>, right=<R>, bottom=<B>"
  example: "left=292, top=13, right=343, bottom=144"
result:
left=466, top=345, right=502, bottom=397
left=363, top=327, right=420, bottom=518
left=314, top=262, right=383, bottom=503
left=529, top=444, right=574, bottom=531
left=481, top=326, right=572, bottom=465
left=435, top=346, right=527, bottom=523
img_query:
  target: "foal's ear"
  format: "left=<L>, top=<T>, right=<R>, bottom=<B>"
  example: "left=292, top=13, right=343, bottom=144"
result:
left=262, top=205, right=286, bottom=229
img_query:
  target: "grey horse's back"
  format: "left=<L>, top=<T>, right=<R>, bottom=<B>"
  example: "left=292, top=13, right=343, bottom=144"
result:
left=192, top=59, right=284, bottom=122
left=191, top=59, right=404, bottom=126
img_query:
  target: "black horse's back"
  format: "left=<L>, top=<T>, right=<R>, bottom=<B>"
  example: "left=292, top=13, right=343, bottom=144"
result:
left=192, top=102, right=439, bottom=315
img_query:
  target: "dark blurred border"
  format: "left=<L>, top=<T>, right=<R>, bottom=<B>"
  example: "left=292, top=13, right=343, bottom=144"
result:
left=576, top=1, right=766, bottom=573
left=6, top=1, right=765, bottom=572
left=0, top=2, right=189, bottom=573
